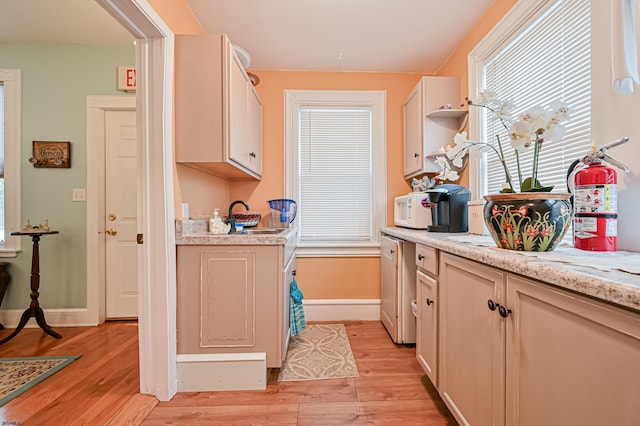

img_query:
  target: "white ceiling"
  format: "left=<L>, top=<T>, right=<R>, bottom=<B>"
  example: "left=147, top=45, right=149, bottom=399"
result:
left=1, top=0, right=496, bottom=74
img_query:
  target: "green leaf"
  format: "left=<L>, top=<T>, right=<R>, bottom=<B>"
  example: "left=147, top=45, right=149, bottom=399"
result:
left=499, top=188, right=515, bottom=194
left=525, top=186, right=554, bottom=193
left=520, top=177, right=544, bottom=192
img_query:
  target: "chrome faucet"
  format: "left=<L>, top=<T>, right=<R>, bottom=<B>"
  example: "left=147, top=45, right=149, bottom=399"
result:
left=227, top=200, right=250, bottom=233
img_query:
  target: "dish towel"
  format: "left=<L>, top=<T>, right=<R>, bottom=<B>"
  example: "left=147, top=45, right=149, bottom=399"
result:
left=289, top=277, right=307, bottom=336
left=612, top=0, right=640, bottom=93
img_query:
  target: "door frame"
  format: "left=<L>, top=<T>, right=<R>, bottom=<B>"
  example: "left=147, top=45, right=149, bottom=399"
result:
left=86, top=96, right=136, bottom=324
left=96, top=0, right=177, bottom=401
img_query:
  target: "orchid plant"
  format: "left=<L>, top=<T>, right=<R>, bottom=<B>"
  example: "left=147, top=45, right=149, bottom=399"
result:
left=435, top=91, right=572, bottom=193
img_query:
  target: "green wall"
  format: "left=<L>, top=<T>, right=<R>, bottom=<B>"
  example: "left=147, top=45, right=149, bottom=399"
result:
left=0, top=43, right=134, bottom=309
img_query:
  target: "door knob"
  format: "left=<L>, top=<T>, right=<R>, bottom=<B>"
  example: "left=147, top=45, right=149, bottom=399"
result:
left=108, top=213, right=117, bottom=221
left=106, top=229, right=117, bottom=236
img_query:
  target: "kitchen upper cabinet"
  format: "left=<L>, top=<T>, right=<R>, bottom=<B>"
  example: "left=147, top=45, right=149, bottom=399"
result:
left=175, top=34, right=262, bottom=180
left=439, top=252, right=506, bottom=426
left=177, top=244, right=294, bottom=368
left=247, top=83, right=263, bottom=176
left=402, top=76, right=465, bottom=178
left=505, top=274, right=640, bottom=426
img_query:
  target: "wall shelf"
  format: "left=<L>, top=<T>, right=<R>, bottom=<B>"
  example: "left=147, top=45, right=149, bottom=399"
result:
left=425, top=108, right=468, bottom=119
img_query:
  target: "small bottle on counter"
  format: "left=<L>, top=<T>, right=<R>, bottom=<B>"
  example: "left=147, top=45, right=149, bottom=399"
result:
left=209, top=208, right=230, bottom=234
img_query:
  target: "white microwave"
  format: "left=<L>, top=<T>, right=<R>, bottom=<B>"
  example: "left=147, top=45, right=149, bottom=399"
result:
left=394, top=193, right=432, bottom=229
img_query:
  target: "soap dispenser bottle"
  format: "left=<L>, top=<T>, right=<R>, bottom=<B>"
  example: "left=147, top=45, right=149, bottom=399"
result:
left=210, top=208, right=221, bottom=233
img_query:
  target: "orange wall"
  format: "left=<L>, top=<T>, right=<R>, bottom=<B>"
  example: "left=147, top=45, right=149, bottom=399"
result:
left=231, top=71, right=421, bottom=299
left=436, top=0, right=519, bottom=188
left=150, top=0, right=517, bottom=300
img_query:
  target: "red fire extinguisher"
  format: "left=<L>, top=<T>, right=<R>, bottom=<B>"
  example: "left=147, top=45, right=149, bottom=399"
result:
left=567, top=137, right=630, bottom=251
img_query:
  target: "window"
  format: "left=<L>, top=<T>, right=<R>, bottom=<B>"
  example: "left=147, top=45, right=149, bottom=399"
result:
left=469, top=0, right=591, bottom=196
left=285, top=90, right=386, bottom=256
left=0, top=69, right=22, bottom=256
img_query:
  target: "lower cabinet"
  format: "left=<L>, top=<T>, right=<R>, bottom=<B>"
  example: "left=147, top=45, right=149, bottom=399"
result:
left=439, top=253, right=505, bottom=426
left=505, top=274, right=640, bottom=426
left=438, top=251, right=640, bottom=426
left=416, top=270, right=438, bottom=386
left=177, top=245, right=294, bottom=368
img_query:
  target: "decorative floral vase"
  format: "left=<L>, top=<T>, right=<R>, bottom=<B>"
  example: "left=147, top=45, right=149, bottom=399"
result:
left=483, top=193, right=572, bottom=252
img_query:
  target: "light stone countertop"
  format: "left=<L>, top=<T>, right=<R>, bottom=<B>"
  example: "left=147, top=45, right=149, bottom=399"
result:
left=382, top=226, right=640, bottom=313
left=175, top=219, right=296, bottom=246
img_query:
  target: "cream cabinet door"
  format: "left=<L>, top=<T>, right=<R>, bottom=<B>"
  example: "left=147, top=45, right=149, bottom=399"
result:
left=439, top=253, right=506, bottom=426
left=248, top=83, right=263, bottom=176
left=199, top=249, right=256, bottom=348
left=403, top=82, right=423, bottom=177
left=416, top=270, right=438, bottom=386
left=506, top=274, right=640, bottom=426
left=228, top=52, right=251, bottom=170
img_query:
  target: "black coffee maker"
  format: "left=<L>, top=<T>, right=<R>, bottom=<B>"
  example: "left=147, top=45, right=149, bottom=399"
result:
left=426, top=184, right=471, bottom=232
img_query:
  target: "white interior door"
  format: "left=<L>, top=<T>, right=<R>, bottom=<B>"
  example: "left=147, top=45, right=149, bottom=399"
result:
left=105, top=109, right=138, bottom=319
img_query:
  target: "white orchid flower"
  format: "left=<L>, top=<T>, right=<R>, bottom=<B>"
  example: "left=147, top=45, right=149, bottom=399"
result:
left=542, top=123, right=566, bottom=142
left=470, top=90, right=496, bottom=105
left=509, top=120, right=533, bottom=151
left=435, top=156, right=450, bottom=170
left=550, top=100, right=571, bottom=122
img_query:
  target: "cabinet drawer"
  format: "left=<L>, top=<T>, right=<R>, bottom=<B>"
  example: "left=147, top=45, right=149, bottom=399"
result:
left=416, top=244, right=438, bottom=275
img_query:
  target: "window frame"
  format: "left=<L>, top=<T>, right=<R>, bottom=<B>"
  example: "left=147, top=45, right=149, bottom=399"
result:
left=284, top=90, right=387, bottom=257
left=0, top=69, right=22, bottom=257
left=467, top=0, right=577, bottom=197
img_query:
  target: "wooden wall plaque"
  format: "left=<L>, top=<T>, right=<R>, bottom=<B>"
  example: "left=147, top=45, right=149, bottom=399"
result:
left=30, top=141, right=71, bottom=168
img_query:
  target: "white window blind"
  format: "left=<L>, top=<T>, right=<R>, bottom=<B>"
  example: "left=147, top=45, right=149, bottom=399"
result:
left=483, top=0, right=591, bottom=194
left=299, top=108, right=373, bottom=242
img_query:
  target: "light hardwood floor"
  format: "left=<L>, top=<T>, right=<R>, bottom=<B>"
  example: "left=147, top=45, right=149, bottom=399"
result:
left=0, top=321, right=456, bottom=425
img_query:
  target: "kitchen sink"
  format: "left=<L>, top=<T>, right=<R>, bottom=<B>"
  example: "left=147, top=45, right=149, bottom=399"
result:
left=239, top=228, right=286, bottom=235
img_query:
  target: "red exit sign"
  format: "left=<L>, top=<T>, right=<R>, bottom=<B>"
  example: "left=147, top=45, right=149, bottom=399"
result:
left=117, top=66, right=136, bottom=92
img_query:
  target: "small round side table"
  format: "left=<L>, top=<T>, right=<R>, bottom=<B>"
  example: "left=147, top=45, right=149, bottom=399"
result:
left=0, top=230, right=61, bottom=345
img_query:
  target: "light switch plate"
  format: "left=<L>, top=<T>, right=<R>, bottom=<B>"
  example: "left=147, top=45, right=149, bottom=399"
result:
left=72, top=188, right=86, bottom=202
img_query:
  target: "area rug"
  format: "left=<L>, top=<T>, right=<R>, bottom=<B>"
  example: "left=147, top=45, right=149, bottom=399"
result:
left=0, top=355, right=81, bottom=406
left=278, top=324, right=358, bottom=381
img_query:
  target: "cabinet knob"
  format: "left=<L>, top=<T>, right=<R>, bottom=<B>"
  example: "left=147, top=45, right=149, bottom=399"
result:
left=292, top=270, right=296, bottom=276
left=426, top=298, right=433, bottom=306
left=418, top=254, right=425, bottom=260
left=414, top=152, right=419, bottom=158
left=487, top=299, right=497, bottom=311
left=498, top=304, right=512, bottom=318
left=249, top=152, right=256, bottom=158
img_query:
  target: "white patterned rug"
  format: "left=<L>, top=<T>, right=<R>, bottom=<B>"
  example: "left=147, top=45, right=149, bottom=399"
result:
left=278, top=323, right=359, bottom=381
left=0, top=355, right=81, bottom=406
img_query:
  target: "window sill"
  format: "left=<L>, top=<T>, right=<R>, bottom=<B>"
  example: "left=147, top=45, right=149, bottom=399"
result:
left=0, top=248, right=20, bottom=258
left=296, top=244, right=380, bottom=258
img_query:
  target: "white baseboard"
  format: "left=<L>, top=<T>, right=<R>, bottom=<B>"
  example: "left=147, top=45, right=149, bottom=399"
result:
left=0, top=299, right=382, bottom=328
left=303, top=299, right=381, bottom=321
left=0, top=308, right=97, bottom=328
left=177, top=353, right=267, bottom=392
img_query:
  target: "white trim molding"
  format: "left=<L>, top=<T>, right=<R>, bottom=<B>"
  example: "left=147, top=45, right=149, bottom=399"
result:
left=177, top=353, right=267, bottom=392
left=303, top=299, right=381, bottom=321
left=96, top=0, right=177, bottom=401
left=86, top=95, right=136, bottom=326
left=0, top=69, right=22, bottom=257
left=284, top=90, right=387, bottom=256
left=0, top=308, right=94, bottom=328
left=467, top=0, right=558, bottom=197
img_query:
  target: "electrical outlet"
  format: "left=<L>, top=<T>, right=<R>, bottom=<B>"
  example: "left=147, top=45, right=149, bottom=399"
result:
left=72, top=188, right=86, bottom=202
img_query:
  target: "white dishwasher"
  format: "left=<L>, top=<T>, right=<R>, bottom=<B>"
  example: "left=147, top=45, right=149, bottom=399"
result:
left=380, top=235, right=416, bottom=344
